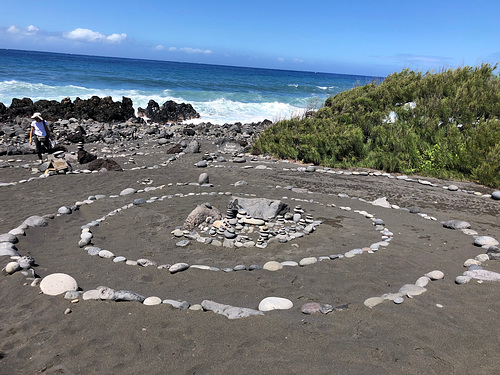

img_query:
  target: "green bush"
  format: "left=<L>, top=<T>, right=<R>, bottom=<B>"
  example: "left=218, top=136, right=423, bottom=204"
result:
left=252, top=64, right=500, bottom=188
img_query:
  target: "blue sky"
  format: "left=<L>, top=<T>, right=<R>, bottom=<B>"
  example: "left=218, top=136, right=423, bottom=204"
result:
left=1, top=0, right=499, bottom=76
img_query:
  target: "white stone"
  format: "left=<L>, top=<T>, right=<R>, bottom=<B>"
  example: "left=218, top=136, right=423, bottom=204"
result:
left=364, top=297, right=384, bottom=308
left=143, top=296, right=162, bottom=306
left=243, top=218, right=265, bottom=226
left=98, top=250, right=115, bottom=258
left=474, top=236, right=499, bottom=247
left=82, top=290, right=101, bottom=300
left=40, top=273, right=78, bottom=296
left=455, top=275, right=472, bottom=284
left=415, top=276, right=430, bottom=287
left=299, top=257, right=317, bottom=266
left=424, top=270, right=444, bottom=280
left=190, top=265, right=211, bottom=270
left=281, top=261, right=299, bottom=267
left=399, top=284, right=426, bottom=297
left=258, top=297, right=293, bottom=312
left=475, top=254, right=490, bottom=262
left=464, top=269, right=500, bottom=281
left=169, top=262, right=189, bottom=273
left=263, top=261, right=283, bottom=271
left=464, top=259, right=481, bottom=267
left=4, top=261, right=20, bottom=274
left=120, top=188, right=137, bottom=196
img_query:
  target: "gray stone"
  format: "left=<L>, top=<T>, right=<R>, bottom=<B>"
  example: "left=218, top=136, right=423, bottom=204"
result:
left=87, top=246, right=100, bottom=256
left=198, top=172, right=209, bottom=184
left=169, top=262, right=189, bottom=274
left=320, top=304, right=334, bottom=314
left=120, top=188, right=137, bottom=196
left=364, top=297, right=384, bottom=308
left=442, top=220, right=471, bottom=230
left=133, top=198, right=147, bottom=205
left=491, top=191, right=500, bottom=200
left=474, top=236, right=499, bottom=247
left=176, top=239, right=190, bottom=247
left=23, top=215, right=49, bottom=227
left=163, top=299, right=190, bottom=310
left=424, top=270, right=444, bottom=280
left=201, top=300, right=264, bottom=319
left=464, top=269, right=500, bottom=281
left=184, top=204, right=222, bottom=231
left=227, top=196, right=289, bottom=220
left=137, top=258, right=157, bottom=267
left=448, top=185, right=459, bottom=191
left=0, top=242, right=19, bottom=257
left=301, top=302, right=321, bottom=314
left=0, top=233, right=18, bottom=243
left=58, top=206, right=72, bottom=215
left=64, top=290, right=81, bottom=299
left=399, top=284, right=426, bottom=296
left=394, top=297, right=404, bottom=304
left=195, top=160, right=207, bottom=168
left=455, top=275, right=472, bottom=284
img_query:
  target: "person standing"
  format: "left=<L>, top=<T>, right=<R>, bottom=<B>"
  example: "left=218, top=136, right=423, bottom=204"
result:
left=29, top=112, right=52, bottom=163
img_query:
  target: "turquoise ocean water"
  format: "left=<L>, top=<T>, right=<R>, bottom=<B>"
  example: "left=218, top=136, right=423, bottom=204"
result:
left=0, top=49, right=380, bottom=124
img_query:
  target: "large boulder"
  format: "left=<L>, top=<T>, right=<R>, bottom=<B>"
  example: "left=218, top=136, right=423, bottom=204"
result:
left=184, top=203, right=222, bottom=230
left=227, top=197, right=289, bottom=220
left=138, top=100, right=200, bottom=124
left=88, top=158, right=123, bottom=171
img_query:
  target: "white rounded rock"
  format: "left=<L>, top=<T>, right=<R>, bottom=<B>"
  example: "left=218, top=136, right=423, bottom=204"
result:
left=299, top=257, right=317, bottom=266
left=399, top=284, right=426, bottom=297
left=424, top=270, right=444, bottom=280
left=258, top=297, right=293, bottom=311
left=475, top=254, right=490, bottom=262
left=40, top=273, right=78, bottom=296
left=143, top=296, right=162, bottom=306
left=464, top=259, right=481, bottom=267
left=364, top=297, right=384, bottom=308
left=415, top=276, right=431, bottom=287
left=5, top=261, right=20, bottom=274
left=98, top=250, right=115, bottom=258
left=263, top=261, right=283, bottom=271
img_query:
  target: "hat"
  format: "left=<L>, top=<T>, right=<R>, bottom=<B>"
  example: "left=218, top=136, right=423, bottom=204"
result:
left=31, top=112, right=43, bottom=120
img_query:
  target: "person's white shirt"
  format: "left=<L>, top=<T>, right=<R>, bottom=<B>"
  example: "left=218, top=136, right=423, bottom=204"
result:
left=31, top=120, right=47, bottom=136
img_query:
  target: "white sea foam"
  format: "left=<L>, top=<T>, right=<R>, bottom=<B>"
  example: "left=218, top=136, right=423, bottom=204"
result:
left=0, top=80, right=304, bottom=124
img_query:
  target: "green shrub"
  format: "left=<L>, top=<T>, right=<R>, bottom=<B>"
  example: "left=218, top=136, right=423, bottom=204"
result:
left=252, top=64, right=500, bottom=188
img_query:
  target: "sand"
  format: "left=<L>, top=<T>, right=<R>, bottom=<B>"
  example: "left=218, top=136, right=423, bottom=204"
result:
left=1, top=139, right=499, bottom=375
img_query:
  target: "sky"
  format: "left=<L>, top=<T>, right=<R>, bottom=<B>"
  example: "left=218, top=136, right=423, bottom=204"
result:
left=0, top=0, right=499, bottom=76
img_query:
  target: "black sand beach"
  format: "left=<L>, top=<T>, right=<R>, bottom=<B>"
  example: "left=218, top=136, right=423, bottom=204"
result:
left=1, top=137, right=499, bottom=375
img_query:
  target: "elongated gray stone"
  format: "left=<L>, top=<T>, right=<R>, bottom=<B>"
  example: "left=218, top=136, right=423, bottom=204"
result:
left=163, top=299, right=190, bottom=310
left=0, top=242, right=19, bottom=257
left=169, top=262, right=189, bottom=274
left=0, top=233, right=18, bottom=244
left=23, top=215, right=48, bottom=227
left=464, top=269, right=500, bottom=281
left=201, top=300, right=264, bottom=319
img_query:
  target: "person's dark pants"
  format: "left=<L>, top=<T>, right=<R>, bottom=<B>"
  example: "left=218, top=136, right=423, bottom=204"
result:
left=34, top=136, right=51, bottom=160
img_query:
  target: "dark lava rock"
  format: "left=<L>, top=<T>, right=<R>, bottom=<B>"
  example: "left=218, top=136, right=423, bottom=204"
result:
left=88, top=158, right=123, bottom=172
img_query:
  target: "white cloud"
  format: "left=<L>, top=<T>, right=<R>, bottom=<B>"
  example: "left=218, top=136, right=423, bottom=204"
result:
left=63, top=28, right=127, bottom=43
left=155, top=44, right=164, bottom=51
left=7, top=24, right=39, bottom=35
left=278, top=57, right=285, bottom=62
left=169, top=46, right=212, bottom=54
left=7, top=25, right=20, bottom=34
left=292, top=58, right=304, bottom=63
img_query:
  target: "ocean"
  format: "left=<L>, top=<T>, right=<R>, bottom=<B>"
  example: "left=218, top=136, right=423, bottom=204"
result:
left=0, top=49, right=380, bottom=124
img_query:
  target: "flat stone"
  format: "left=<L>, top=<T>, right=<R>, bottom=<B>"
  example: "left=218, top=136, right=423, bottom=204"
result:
left=475, top=254, right=490, bottom=262
left=258, top=297, right=293, bottom=312
left=0, top=233, right=18, bottom=243
left=474, top=236, right=499, bottom=247
left=58, top=206, right=72, bottom=215
left=82, top=289, right=101, bottom=300
left=169, top=262, right=189, bottom=274
left=364, top=297, right=384, bottom=308
left=299, top=257, right=317, bottom=266
left=415, top=276, right=431, bottom=287
left=442, top=220, right=471, bottom=230
left=448, top=185, right=459, bottom=191
left=163, top=300, right=190, bottom=310
left=98, top=250, right=115, bottom=258
left=455, top=275, right=472, bottom=284
left=120, top=188, right=137, bottom=196
left=263, top=261, right=283, bottom=271
left=281, top=261, right=299, bottom=267
left=301, top=302, right=321, bottom=314
left=0, top=242, right=19, bottom=257
left=399, top=284, right=426, bottom=297
left=201, top=300, right=264, bottom=319
left=113, top=256, right=127, bottom=263
left=464, top=269, right=500, bottom=281
left=143, top=296, right=162, bottom=306
left=394, top=297, right=404, bottom=304
left=424, top=270, right=444, bottom=280
left=23, top=215, right=49, bottom=227
left=40, top=273, right=78, bottom=296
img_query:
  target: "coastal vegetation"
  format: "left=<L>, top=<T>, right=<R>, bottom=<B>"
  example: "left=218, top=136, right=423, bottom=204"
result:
left=253, top=64, right=500, bottom=188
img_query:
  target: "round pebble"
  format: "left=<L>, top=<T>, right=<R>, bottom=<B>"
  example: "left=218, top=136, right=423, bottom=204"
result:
left=263, top=261, right=283, bottom=271
left=394, top=297, right=404, bottom=304
left=40, top=273, right=78, bottom=296
left=143, top=296, right=162, bottom=306
left=424, top=270, right=444, bottom=280
left=299, top=257, right=317, bottom=266
left=258, top=297, right=293, bottom=312
left=301, top=302, right=321, bottom=314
